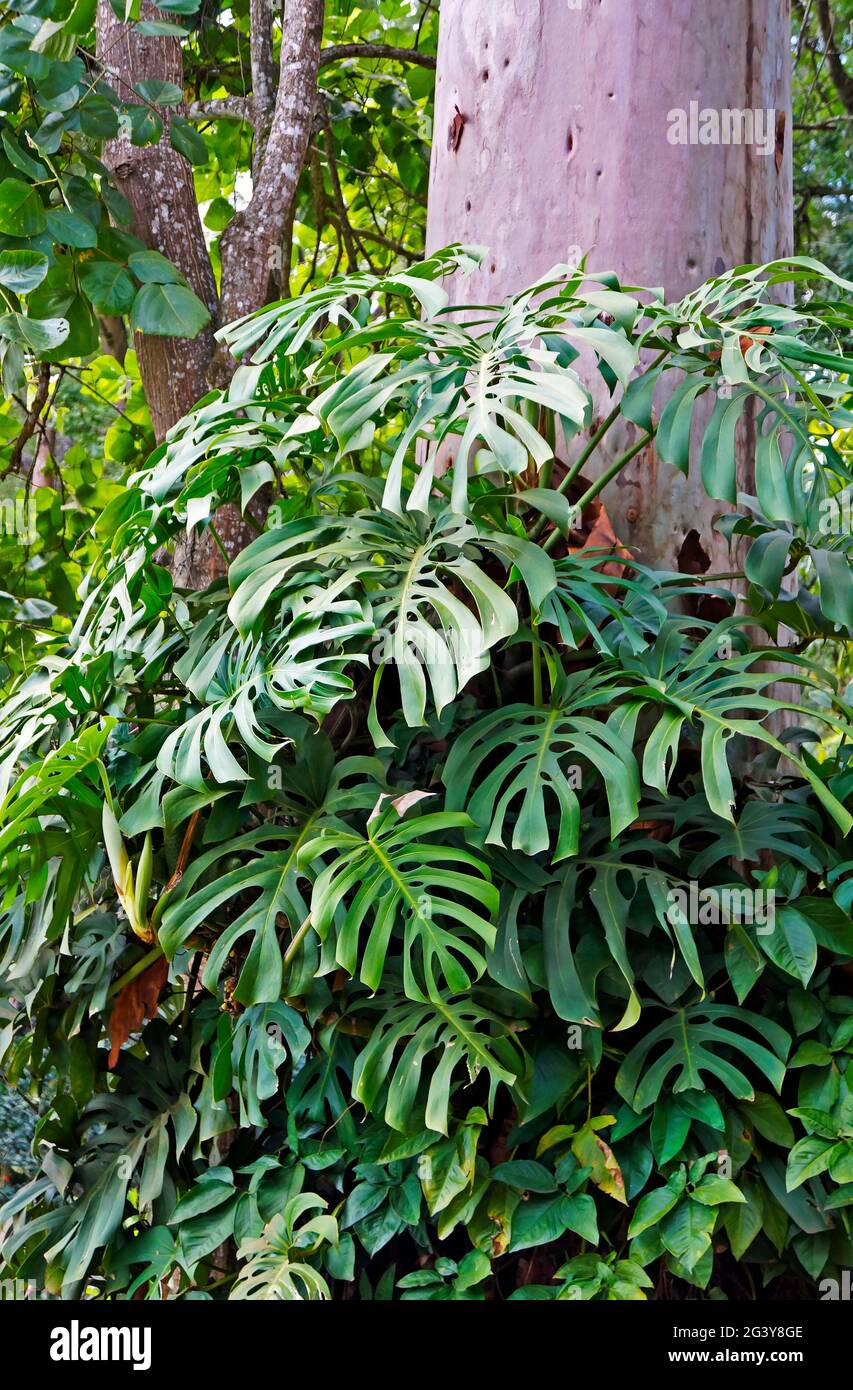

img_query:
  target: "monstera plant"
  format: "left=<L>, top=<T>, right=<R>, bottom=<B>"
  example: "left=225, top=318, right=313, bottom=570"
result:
left=2, top=245, right=853, bottom=1301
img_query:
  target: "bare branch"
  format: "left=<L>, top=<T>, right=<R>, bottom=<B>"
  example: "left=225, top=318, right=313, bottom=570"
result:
left=326, top=217, right=415, bottom=261
left=186, top=96, right=252, bottom=122
left=5, top=365, right=52, bottom=479
left=319, top=107, right=360, bottom=269
left=816, top=0, right=853, bottom=113
left=319, top=43, right=436, bottom=69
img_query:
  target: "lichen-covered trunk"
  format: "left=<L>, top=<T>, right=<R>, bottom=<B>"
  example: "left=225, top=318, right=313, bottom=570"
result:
left=96, top=1, right=226, bottom=588
left=215, top=0, right=324, bottom=339
left=97, top=1, right=219, bottom=444
left=426, top=0, right=794, bottom=573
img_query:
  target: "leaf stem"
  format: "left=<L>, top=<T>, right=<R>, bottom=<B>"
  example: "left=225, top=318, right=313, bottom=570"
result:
left=107, top=944, right=164, bottom=1001
left=543, top=430, right=656, bottom=554
left=283, top=912, right=314, bottom=968
left=532, top=636, right=544, bottom=707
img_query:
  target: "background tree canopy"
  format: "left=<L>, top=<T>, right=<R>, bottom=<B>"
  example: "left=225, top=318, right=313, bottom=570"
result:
left=0, top=0, right=853, bottom=1306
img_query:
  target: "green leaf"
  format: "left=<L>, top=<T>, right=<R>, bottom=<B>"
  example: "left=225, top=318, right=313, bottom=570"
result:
left=723, top=1180, right=764, bottom=1259
left=0, top=178, right=46, bottom=236
left=128, top=249, right=186, bottom=284
left=650, top=1095, right=692, bottom=1165
left=79, top=260, right=137, bottom=315
left=203, top=197, right=235, bottom=232
left=660, top=1198, right=715, bottom=1272
left=788, top=1107, right=841, bottom=1140
left=491, top=1161, right=557, bottom=1194
left=1, top=131, right=47, bottom=182
left=444, top=694, right=639, bottom=861
left=509, top=1194, right=591, bottom=1253
left=45, top=207, right=98, bottom=248
left=812, top=546, right=853, bottom=632
left=628, top=1178, right=684, bottom=1237
left=691, top=1175, right=746, bottom=1207
left=304, top=803, right=498, bottom=1001
left=700, top=389, right=749, bottom=503
left=786, top=1135, right=838, bottom=1190
left=560, top=1193, right=599, bottom=1244
left=759, top=905, right=817, bottom=986
left=169, top=115, right=208, bottom=165
left=353, top=996, right=520, bottom=1137
left=542, top=869, right=600, bottom=1025
left=127, top=104, right=163, bottom=145
left=744, top=1092, right=795, bottom=1147
left=131, top=282, right=211, bottom=337
left=744, top=529, right=792, bottom=597
left=160, top=744, right=369, bottom=1003
left=617, top=1004, right=790, bottom=1111
left=828, top=1145, right=853, bottom=1183
left=0, top=311, right=68, bottom=351
left=656, top=376, right=707, bottom=475
left=133, top=79, right=184, bottom=106
left=0, top=249, right=49, bottom=294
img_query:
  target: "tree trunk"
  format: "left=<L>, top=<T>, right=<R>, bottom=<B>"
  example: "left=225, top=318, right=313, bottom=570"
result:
left=97, top=0, right=219, bottom=444
left=97, top=1, right=322, bottom=586
left=426, top=0, right=794, bottom=573
left=213, top=0, right=324, bottom=380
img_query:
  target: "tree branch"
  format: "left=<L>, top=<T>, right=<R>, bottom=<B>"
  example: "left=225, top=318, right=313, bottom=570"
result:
left=319, top=43, right=436, bottom=69
left=320, top=107, right=360, bottom=269
left=186, top=96, right=252, bottom=122
left=214, top=0, right=324, bottom=361
left=325, top=216, right=415, bottom=261
left=5, top=365, right=52, bottom=479
left=816, top=0, right=853, bottom=114
left=250, top=0, right=276, bottom=172
left=187, top=46, right=435, bottom=129
left=799, top=182, right=853, bottom=197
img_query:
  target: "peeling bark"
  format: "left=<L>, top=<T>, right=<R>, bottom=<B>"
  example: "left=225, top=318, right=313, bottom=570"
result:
left=426, top=0, right=794, bottom=574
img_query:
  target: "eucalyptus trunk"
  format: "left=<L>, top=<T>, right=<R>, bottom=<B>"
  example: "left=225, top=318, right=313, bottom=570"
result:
left=426, top=0, right=794, bottom=574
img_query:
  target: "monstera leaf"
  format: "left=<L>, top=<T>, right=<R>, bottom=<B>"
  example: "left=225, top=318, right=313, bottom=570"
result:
left=725, top=503, right=853, bottom=638
left=351, top=995, right=526, bottom=1135
left=158, top=823, right=310, bottom=1006
left=210, top=1003, right=311, bottom=1127
left=231, top=1197, right=338, bottom=1301
left=359, top=512, right=522, bottom=733
left=684, top=799, right=827, bottom=875
left=159, top=743, right=384, bottom=1004
left=158, top=591, right=372, bottom=789
left=228, top=508, right=551, bottom=735
left=540, top=851, right=705, bottom=1035
left=220, top=251, right=639, bottom=515
left=617, top=1004, right=791, bottom=1112
left=610, top=618, right=853, bottom=830
left=539, top=552, right=671, bottom=656
left=301, top=801, right=498, bottom=1001
left=443, top=685, right=640, bottom=861
left=634, top=258, right=853, bottom=509
left=220, top=245, right=481, bottom=364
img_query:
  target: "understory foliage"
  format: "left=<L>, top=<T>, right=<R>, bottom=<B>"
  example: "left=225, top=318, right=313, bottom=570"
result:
left=2, top=247, right=853, bottom=1300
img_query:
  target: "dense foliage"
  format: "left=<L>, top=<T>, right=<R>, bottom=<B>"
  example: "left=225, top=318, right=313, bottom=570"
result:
left=0, top=0, right=435, bottom=657
left=792, top=0, right=853, bottom=274
left=1, top=245, right=853, bottom=1300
